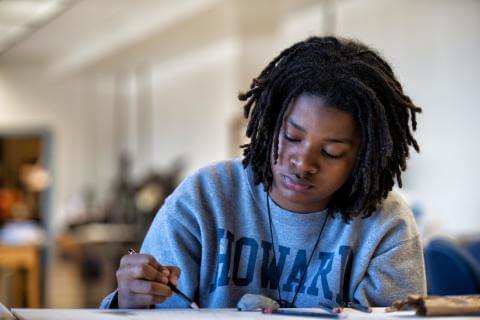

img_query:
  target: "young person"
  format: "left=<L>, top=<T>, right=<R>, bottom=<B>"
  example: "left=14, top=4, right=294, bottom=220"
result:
left=101, top=36, right=426, bottom=309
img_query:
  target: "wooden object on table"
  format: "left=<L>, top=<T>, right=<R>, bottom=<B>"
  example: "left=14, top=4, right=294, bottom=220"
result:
left=388, top=294, right=480, bottom=316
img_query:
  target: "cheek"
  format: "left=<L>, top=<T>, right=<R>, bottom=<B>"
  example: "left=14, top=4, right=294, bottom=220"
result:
left=321, top=161, right=355, bottom=185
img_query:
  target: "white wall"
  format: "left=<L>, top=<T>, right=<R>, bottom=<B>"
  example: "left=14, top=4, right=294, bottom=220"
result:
left=151, top=41, right=238, bottom=174
left=84, top=2, right=240, bottom=185
left=335, top=0, right=480, bottom=235
left=87, top=40, right=239, bottom=181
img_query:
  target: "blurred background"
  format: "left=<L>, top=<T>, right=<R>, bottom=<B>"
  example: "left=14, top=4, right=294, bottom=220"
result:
left=0, top=0, right=479, bottom=309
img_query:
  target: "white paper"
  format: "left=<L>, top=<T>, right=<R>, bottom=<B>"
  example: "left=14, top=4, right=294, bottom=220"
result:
left=12, top=307, right=471, bottom=320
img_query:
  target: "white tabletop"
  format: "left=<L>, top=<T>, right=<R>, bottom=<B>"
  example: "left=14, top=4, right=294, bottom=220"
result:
left=10, top=307, right=480, bottom=320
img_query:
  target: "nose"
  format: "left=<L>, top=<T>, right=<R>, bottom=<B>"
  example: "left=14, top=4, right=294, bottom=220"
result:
left=289, top=147, right=319, bottom=175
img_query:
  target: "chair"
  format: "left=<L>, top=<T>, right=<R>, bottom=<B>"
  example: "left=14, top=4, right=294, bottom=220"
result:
left=464, top=240, right=480, bottom=265
left=424, top=238, right=480, bottom=295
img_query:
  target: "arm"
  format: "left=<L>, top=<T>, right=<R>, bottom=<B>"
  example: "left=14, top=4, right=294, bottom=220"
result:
left=350, top=192, right=427, bottom=307
left=353, top=235, right=427, bottom=307
left=140, top=200, right=202, bottom=308
left=99, top=178, right=202, bottom=309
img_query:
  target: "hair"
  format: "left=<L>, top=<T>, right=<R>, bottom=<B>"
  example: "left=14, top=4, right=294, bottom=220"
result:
left=239, top=36, right=421, bottom=221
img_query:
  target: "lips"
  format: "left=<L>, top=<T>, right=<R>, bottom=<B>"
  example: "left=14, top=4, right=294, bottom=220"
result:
left=282, top=174, right=313, bottom=191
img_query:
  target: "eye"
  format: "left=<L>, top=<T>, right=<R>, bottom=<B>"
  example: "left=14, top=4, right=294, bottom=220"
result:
left=283, top=132, right=300, bottom=142
left=322, top=149, right=342, bottom=159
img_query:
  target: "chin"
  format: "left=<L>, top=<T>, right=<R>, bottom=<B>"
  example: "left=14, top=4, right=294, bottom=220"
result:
left=280, top=189, right=316, bottom=208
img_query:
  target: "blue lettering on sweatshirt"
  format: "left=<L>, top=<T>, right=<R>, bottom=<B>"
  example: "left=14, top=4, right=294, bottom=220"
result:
left=209, top=228, right=234, bottom=293
left=261, top=241, right=290, bottom=289
left=282, top=249, right=308, bottom=293
left=308, top=252, right=334, bottom=299
left=209, top=228, right=352, bottom=303
left=232, top=237, right=258, bottom=286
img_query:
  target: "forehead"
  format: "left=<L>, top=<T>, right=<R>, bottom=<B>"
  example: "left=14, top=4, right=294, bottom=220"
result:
left=283, top=94, right=358, bottom=138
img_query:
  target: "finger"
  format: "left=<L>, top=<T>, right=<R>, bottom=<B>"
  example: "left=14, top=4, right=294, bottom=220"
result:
left=165, top=266, right=181, bottom=286
left=120, top=253, right=162, bottom=271
left=129, top=263, right=169, bottom=283
left=126, top=293, right=169, bottom=307
left=129, top=279, right=173, bottom=297
left=116, top=267, right=167, bottom=289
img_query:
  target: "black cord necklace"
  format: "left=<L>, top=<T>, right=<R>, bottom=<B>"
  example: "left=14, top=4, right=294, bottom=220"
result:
left=266, top=192, right=329, bottom=308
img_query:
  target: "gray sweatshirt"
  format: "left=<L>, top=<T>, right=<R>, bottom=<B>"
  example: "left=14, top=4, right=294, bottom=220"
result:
left=100, top=159, right=426, bottom=308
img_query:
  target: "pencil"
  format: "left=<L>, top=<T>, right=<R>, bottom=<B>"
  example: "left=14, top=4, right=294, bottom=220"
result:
left=347, top=302, right=372, bottom=313
left=127, top=248, right=199, bottom=309
left=262, top=307, right=344, bottom=318
left=317, top=304, right=338, bottom=315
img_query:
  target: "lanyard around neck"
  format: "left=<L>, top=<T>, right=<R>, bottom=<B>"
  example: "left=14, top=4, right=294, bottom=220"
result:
left=266, top=192, right=329, bottom=308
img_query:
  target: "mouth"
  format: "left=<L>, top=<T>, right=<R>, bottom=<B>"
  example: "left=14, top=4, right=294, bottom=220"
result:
left=282, top=174, right=313, bottom=191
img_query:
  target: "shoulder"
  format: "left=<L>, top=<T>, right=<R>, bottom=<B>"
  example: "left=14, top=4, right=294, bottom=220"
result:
left=162, top=159, right=250, bottom=211
left=377, top=191, right=412, bottom=217
left=150, top=161, right=244, bottom=231
left=180, top=159, right=246, bottom=190
left=351, top=191, right=420, bottom=253
left=195, top=158, right=245, bottom=178
left=375, top=191, right=418, bottom=235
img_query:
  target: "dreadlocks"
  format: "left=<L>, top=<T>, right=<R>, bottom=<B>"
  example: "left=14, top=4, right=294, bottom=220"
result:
left=239, top=36, right=421, bottom=221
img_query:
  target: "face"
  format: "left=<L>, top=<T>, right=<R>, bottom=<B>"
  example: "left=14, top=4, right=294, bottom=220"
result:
left=269, top=94, right=360, bottom=213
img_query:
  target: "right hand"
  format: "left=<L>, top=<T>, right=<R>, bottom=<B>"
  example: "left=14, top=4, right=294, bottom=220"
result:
left=116, top=253, right=181, bottom=308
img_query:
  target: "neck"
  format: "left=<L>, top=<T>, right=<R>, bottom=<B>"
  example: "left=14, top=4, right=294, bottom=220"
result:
left=268, top=188, right=330, bottom=213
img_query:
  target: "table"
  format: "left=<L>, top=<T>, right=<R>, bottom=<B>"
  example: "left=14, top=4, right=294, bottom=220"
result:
left=0, top=245, right=41, bottom=308
left=9, top=307, right=479, bottom=319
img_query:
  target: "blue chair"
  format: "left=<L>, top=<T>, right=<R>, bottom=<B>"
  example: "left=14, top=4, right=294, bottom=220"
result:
left=424, top=237, right=480, bottom=295
left=464, top=240, right=480, bottom=265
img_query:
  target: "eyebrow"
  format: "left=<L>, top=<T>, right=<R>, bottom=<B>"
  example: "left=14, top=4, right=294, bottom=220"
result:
left=287, top=118, right=355, bottom=145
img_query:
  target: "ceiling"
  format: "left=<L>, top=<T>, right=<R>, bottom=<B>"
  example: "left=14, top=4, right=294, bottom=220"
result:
left=0, top=0, right=76, bottom=54
left=0, top=0, right=220, bottom=74
left=0, top=0, right=324, bottom=76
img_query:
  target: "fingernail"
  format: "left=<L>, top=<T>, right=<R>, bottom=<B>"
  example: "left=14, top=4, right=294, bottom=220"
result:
left=162, top=269, right=170, bottom=276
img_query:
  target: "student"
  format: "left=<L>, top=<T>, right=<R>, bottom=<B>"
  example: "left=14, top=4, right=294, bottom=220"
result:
left=101, top=36, right=426, bottom=309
